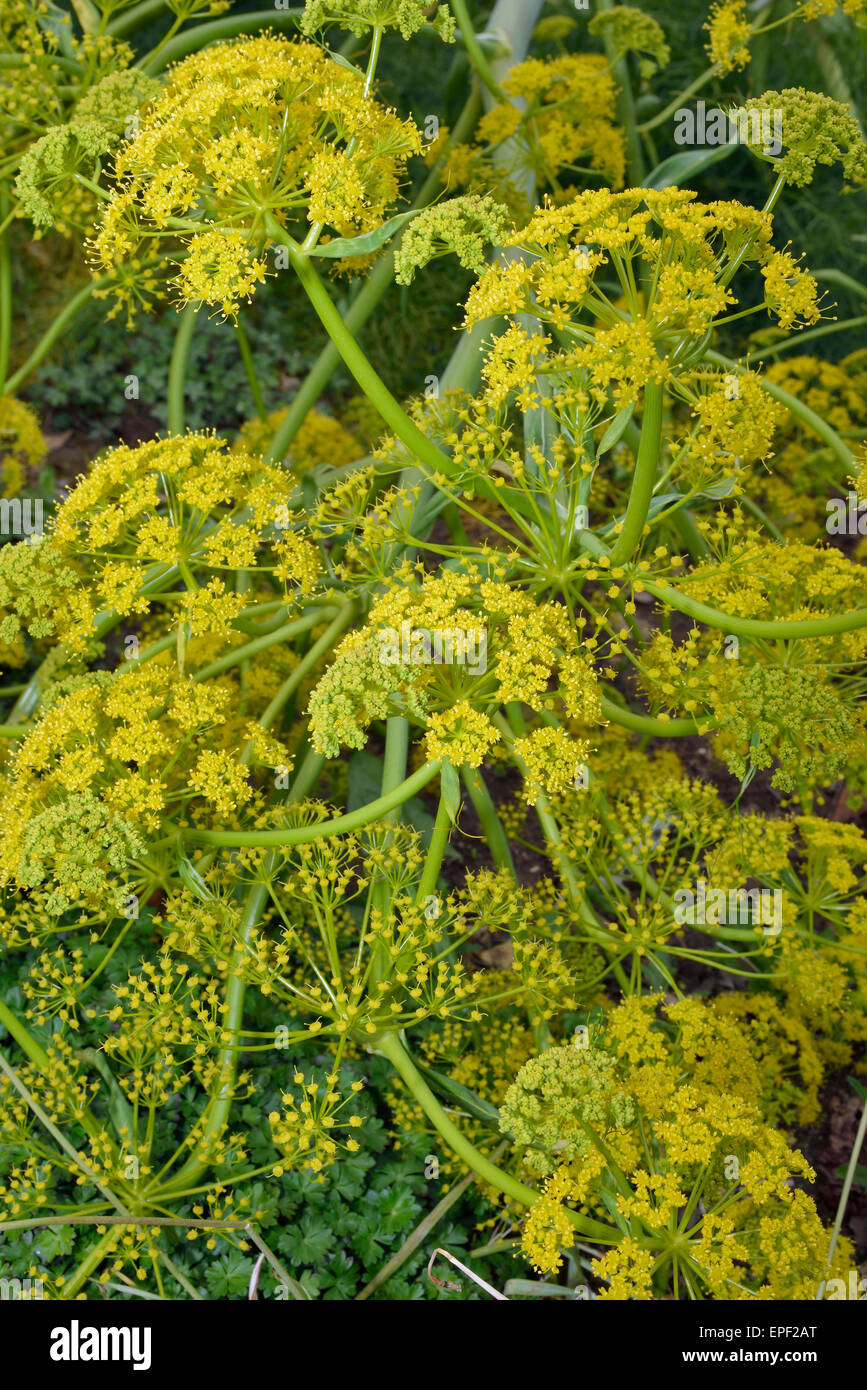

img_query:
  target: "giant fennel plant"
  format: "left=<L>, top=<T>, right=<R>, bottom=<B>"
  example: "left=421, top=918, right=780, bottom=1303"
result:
left=0, top=0, right=866, bottom=1301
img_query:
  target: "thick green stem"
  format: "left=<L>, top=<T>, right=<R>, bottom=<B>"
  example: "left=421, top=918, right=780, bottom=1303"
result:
left=379, top=1032, right=617, bottom=1241
left=600, top=693, right=704, bottom=738
left=416, top=794, right=453, bottom=904
left=264, top=85, right=482, bottom=464
left=278, top=231, right=458, bottom=482
left=167, top=303, right=198, bottom=435
left=461, top=766, right=517, bottom=875
left=450, top=0, right=506, bottom=100
left=0, top=198, right=10, bottom=396
left=192, top=608, right=340, bottom=683
left=608, top=379, right=663, bottom=565
left=643, top=579, right=867, bottom=640
left=142, top=9, right=304, bottom=74
left=185, top=760, right=442, bottom=847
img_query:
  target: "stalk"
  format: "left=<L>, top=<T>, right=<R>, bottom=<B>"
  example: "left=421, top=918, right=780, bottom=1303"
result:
left=141, top=9, right=304, bottom=75
left=379, top=1032, right=618, bottom=1242
left=461, top=766, right=516, bottom=875
left=3, top=276, right=113, bottom=397
left=185, top=760, right=442, bottom=847
left=262, top=84, right=483, bottom=465
left=167, top=302, right=198, bottom=435
left=158, top=879, right=271, bottom=1195
left=450, top=0, right=506, bottom=100
left=0, top=196, right=10, bottom=395
left=643, top=579, right=867, bottom=641
left=608, top=379, right=663, bottom=565
left=415, top=794, right=453, bottom=905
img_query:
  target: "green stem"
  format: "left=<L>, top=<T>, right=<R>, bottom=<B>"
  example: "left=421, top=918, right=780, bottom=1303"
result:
left=106, top=0, right=167, bottom=36
left=643, top=578, right=867, bottom=640
left=184, top=760, right=442, bottom=846
left=608, top=379, right=663, bottom=565
left=159, top=878, right=271, bottom=1194
left=600, top=693, right=703, bottom=738
left=192, top=609, right=339, bottom=683
left=141, top=9, right=304, bottom=74
left=0, top=194, right=10, bottom=396
left=167, top=303, right=198, bottom=435
left=378, top=1032, right=617, bottom=1241
left=461, top=766, right=516, bottom=875
left=450, top=0, right=506, bottom=100
left=263, top=85, right=482, bottom=465
left=416, top=794, right=452, bottom=904
left=3, top=277, right=113, bottom=397
left=276, top=229, right=459, bottom=483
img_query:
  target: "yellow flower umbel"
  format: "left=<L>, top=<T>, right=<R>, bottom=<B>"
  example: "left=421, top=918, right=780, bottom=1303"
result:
left=505, top=996, right=849, bottom=1296
left=307, top=566, right=603, bottom=776
left=443, top=54, right=625, bottom=214
left=704, top=0, right=752, bottom=73
left=89, top=34, right=422, bottom=319
left=0, top=396, right=46, bottom=497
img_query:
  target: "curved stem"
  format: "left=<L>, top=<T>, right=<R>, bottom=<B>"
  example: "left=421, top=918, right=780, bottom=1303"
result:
left=278, top=230, right=463, bottom=482
left=142, top=9, right=304, bottom=74
left=184, top=760, right=442, bottom=847
left=3, top=276, right=113, bottom=397
left=461, top=766, right=517, bottom=875
left=415, top=794, right=452, bottom=904
left=600, top=693, right=704, bottom=737
left=643, top=577, right=867, bottom=640
left=264, top=85, right=482, bottom=464
left=0, top=196, right=10, bottom=396
left=379, top=1031, right=618, bottom=1242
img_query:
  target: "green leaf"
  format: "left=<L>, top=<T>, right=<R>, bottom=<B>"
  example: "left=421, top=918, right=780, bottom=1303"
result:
left=504, top=1279, right=583, bottom=1298
left=78, top=1048, right=137, bottom=1147
left=70, top=0, right=101, bottom=35
left=413, top=1057, right=501, bottom=1129
left=308, top=211, right=420, bottom=260
left=643, top=144, right=737, bottom=190
left=596, top=402, right=635, bottom=458
left=440, top=758, right=461, bottom=823
left=176, top=850, right=214, bottom=903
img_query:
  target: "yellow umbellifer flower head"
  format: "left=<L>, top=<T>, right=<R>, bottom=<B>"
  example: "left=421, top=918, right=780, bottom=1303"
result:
left=443, top=54, right=624, bottom=216
left=704, top=0, right=752, bottom=73
left=48, top=432, right=319, bottom=635
left=0, top=396, right=46, bottom=497
left=89, top=34, right=422, bottom=318
left=307, top=566, right=604, bottom=768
